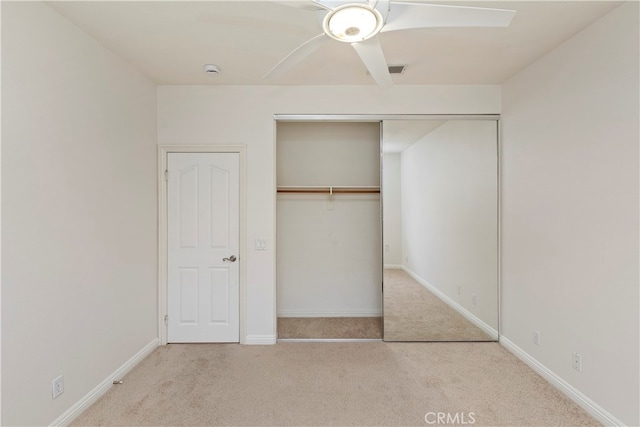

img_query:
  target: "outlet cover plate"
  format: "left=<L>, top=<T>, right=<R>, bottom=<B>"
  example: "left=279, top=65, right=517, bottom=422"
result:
left=572, top=352, right=582, bottom=372
left=52, top=375, right=64, bottom=399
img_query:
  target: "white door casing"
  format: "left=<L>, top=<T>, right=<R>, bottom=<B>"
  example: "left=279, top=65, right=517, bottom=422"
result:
left=167, top=152, right=240, bottom=342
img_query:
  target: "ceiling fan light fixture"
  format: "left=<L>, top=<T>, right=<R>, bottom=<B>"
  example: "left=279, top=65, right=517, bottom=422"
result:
left=322, top=4, right=384, bottom=43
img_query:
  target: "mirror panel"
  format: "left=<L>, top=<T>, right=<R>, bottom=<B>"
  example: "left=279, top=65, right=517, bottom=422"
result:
left=382, top=119, right=498, bottom=341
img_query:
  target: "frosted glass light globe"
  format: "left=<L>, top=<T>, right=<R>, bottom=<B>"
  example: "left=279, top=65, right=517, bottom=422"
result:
left=323, top=4, right=384, bottom=43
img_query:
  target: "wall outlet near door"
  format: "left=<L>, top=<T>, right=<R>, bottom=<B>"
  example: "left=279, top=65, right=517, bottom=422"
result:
left=52, top=375, right=64, bottom=399
left=533, top=330, right=541, bottom=346
left=572, top=352, right=582, bottom=372
left=471, top=293, right=477, bottom=305
left=457, top=286, right=461, bottom=295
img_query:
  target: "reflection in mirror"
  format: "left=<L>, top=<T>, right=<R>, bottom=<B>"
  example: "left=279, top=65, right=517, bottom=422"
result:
left=382, top=119, right=498, bottom=341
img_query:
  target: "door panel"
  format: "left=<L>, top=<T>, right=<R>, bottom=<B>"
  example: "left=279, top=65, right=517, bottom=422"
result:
left=210, top=165, right=230, bottom=248
left=168, top=152, right=239, bottom=343
left=179, top=268, right=199, bottom=323
left=179, top=165, right=199, bottom=248
left=210, top=268, right=230, bottom=323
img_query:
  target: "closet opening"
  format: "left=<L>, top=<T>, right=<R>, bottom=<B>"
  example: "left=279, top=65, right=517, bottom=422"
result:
left=275, top=120, right=383, bottom=341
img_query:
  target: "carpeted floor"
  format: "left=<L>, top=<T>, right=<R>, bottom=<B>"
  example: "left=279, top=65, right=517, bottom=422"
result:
left=71, top=342, right=599, bottom=426
left=384, top=269, right=493, bottom=341
left=277, top=317, right=382, bottom=339
left=277, top=270, right=494, bottom=341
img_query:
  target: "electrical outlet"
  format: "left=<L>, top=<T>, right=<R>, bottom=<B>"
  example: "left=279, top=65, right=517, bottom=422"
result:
left=572, top=352, right=582, bottom=372
left=533, top=330, right=541, bottom=346
left=472, top=294, right=477, bottom=305
left=385, top=244, right=390, bottom=253
left=52, top=375, right=64, bottom=399
left=457, top=286, right=461, bottom=295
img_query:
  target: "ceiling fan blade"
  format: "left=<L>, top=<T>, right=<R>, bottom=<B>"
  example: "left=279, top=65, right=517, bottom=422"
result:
left=351, top=37, right=393, bottom=89
left=264, top=33, right=328, bottom=79
left=382, top=2, right=516, bottom=33
left=370, top=0, right=390, bottom=22
left=313, top=0, right=367, bottom=11
left=272, top=1, right=325, bottom=11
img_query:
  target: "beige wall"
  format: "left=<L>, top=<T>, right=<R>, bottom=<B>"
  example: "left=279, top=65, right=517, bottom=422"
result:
left=157, top=85, right=501, bottom=342
left=501, top=3, right=639, bottom=425
left=1, top=3, right=158, bottom=425
left=382, top=153, right=402, bottom=267
left=401, top=120, right=498, bottom=332
left=5, top=1, right=636, bottom=425
left=277, top=122, right=382, bottom=316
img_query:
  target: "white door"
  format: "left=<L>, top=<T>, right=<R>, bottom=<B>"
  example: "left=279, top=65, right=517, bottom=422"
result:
left=167, top=152, right=240, bottom=343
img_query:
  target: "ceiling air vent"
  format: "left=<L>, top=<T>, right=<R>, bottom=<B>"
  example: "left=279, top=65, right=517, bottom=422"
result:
left=388, top=65, right=406, bottom=74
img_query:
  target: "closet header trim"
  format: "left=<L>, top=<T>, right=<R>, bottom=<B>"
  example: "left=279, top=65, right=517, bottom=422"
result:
left=274, top=114, right=500, bottom=122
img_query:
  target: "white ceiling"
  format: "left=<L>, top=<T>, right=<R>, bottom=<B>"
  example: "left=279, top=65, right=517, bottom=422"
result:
left=48, top=1, right=621, bottom=86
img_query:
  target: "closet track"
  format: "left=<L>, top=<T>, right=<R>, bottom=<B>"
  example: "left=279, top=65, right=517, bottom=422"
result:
left=277, top=186, right=380, bottom=194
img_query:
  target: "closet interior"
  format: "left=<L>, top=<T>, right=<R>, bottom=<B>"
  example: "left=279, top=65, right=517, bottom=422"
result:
left=276, top=121, right=382, bottom=340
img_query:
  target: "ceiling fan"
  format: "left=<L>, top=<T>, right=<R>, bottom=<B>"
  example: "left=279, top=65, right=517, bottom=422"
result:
left=265, top=0, right=516, bottom=88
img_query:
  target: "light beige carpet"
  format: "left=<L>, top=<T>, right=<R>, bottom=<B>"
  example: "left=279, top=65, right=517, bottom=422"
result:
left=72, top=342, right=598, bottom=426
left=384, top=269, right=493, bottom=341
left=278, top=317, right=382, bottom=339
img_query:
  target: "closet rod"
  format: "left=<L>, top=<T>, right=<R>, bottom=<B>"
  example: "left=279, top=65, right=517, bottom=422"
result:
left=277, top=186, right=380, bottom=194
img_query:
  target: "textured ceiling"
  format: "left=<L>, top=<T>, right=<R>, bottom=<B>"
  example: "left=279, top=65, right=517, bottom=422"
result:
left=48, top=1, right=621, bottom=86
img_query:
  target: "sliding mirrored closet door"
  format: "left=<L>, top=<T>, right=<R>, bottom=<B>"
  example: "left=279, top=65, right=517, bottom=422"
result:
left=382, top=118, right=499, bottom=341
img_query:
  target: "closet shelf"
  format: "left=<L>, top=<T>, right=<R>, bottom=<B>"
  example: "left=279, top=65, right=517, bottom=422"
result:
left=277, top=186, right=380, bottom=194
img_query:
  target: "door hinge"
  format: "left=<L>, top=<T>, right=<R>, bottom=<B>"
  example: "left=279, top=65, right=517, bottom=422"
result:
left=164, top=170, right=169, bottom=181
left=164, top=315, right=168, bottom=326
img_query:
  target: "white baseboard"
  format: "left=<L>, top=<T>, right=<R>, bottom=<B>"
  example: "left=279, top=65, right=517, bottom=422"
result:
left=402, top=266, right=498, bottom=339
left=384, top=264, right=404, bottom=269
left=49, top=338, right=159, bottom=426
left=277, top=310, right=382, bottom=318
left=500, top=337, right=623, bottom=426
left=244, top=334, right=277, bottom=345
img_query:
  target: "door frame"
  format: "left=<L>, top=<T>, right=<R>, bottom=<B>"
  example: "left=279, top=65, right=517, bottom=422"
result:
left=158, top=145, right=247, bottom=345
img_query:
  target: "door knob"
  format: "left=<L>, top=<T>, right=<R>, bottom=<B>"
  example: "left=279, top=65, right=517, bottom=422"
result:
left=223, top=255, right=237, bottom=262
